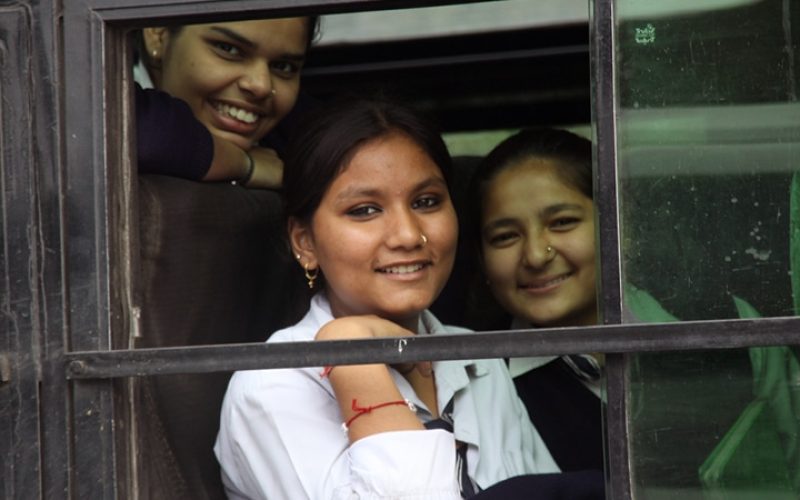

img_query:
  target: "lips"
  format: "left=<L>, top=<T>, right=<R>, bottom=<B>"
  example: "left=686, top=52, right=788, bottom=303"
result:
left=212, top=101, right=262, bottom=125
left=519, top=273, right=572, bottom=290
left=376, top=262, right=429, bottom=274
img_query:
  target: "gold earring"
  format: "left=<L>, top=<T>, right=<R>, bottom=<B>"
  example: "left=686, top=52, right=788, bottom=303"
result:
left=304, top=264, right=318, bottom=289
left=151, top=49, right=158, bottom=58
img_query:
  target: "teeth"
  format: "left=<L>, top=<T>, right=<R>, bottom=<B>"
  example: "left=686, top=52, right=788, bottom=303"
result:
left=215, top=103, right=258, bottom=124
left=381, top=264, right=424, bottom=274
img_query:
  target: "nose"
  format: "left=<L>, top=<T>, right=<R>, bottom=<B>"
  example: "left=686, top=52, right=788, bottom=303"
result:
left=522, top=233, right=553, bottom=268
left=386, top=208, right=424, bottom=250
left=238, top=61, right=274, bottom=99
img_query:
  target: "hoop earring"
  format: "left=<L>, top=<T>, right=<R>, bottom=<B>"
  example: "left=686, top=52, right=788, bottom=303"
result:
left=304, top=264, right=319, bottom=289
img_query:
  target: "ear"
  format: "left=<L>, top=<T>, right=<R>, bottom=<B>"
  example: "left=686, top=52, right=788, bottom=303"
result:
left=142, top=27, right=170, bottom=63
left=288, top=217, right=318, bottom=270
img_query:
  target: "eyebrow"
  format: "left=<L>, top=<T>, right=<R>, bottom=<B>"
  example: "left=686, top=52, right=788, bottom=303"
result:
left=208, top=26, right=308, bottom=61
left=541, top=203, right=586, bottom=218
left=333, top=176, right=448, bottom=203
left=209, top=27, right=256, bottom=49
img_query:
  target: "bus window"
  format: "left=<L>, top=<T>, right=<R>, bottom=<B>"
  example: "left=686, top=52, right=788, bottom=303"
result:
left=130, top=3, right=595, bottom=498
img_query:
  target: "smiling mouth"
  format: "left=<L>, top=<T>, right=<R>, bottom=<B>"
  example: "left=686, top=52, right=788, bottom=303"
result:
left=377, top=263, right=428, bottom=274
left=213, top=101, right=261, bottom=124
left=521, top=273, right=571, bottom=290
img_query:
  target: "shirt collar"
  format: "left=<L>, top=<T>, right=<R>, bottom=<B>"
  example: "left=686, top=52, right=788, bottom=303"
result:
left=506, top=316, right=558, bottom=377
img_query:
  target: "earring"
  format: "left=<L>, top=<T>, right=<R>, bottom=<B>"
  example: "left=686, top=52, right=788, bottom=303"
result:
left=304, top=263, right=318, bottom=289
left=151, top=49, right=158, bottom=58
left=420, top=233, right=428, bottom=247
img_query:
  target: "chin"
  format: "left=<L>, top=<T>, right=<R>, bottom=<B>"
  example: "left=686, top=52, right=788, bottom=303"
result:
left=379, top=300, right=431, bottom=321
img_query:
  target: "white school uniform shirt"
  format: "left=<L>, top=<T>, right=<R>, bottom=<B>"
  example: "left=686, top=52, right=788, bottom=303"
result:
left=215, top=293, right=559, bottom=500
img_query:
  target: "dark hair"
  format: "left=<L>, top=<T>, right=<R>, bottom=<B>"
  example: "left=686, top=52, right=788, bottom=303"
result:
left=474, top=128, right=592, bottom=201
left=467, top=127, right=591, bottom=245
left=460, top=128, right=592, bottom=330
left=283, top=95, right=453, bottom=224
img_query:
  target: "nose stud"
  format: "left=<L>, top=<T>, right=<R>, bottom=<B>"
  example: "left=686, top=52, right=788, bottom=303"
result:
left=546, top=246, right=553, bottom=253
left=270, top=88, right=277, bottom=96
left=420, top=234, right=428, bottom=247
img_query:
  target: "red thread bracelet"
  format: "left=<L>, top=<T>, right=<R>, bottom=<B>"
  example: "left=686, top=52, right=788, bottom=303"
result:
left=343, top=398, right=415, bottom=430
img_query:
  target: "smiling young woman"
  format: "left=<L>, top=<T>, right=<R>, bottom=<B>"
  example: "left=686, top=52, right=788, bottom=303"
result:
left=135, top=16, right=318, bottom=188
left=212, top=98, right=597, bottom=500
left=468, top=128, right=605, bottom=475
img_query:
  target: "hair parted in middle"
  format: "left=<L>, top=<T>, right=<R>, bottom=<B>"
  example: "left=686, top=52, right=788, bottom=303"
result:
left=282, top=95, right=454, bottom=224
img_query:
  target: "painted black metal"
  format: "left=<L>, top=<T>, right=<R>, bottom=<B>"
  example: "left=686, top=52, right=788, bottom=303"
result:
left=66, top=316, right=800, bottom=379
left=4, top=0, right=791, bottom=498
left=590, top=0, right=631, bottom=498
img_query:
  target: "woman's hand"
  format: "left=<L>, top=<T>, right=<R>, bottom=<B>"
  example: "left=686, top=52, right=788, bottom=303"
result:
left=203, top=136, right=283, bottom=189
left=244, top=146, right=283, bottom=189
left=315, top=315, right=413, bottom=342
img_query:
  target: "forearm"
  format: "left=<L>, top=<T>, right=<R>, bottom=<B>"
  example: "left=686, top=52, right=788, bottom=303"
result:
left=328, top=364, right=424, bottom=443
left=202, top=134, right=251, bottom=182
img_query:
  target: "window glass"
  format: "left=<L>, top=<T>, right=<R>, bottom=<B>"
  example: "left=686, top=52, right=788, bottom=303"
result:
left=615, top=0, right=800, bottom=497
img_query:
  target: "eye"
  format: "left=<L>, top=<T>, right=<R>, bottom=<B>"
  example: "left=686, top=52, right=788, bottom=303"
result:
left=412, top=195, right=441, bottom=210
left=487, top=231, right=520, bottom=247
left=347, top=205, right=381, bottom=218
left=550, top=217, right=580, bottom=231
left=210, top=40, right=243, bottom=59
left=270, top=60, right=301, bottom=78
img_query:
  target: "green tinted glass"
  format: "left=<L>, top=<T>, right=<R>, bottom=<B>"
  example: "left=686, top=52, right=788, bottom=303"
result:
left=615, top=0, right=800, bottom=498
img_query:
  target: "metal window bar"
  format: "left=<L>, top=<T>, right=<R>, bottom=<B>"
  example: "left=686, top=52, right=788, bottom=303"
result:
left=65, top=318, right=800, bottom=380
left=51, top=1, right=800, bottom=499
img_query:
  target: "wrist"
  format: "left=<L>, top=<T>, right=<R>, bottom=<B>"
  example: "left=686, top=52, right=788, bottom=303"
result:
left=232, top=150, right=254, bottom=186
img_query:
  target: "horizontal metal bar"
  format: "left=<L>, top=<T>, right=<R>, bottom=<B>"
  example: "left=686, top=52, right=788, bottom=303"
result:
left=93, top=0, right=495, bottom=25
left=66, top=316, right=800, bottom=379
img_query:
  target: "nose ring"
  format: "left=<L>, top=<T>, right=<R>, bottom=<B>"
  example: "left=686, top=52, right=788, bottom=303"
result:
left=420, top=234, right=428, bottom=247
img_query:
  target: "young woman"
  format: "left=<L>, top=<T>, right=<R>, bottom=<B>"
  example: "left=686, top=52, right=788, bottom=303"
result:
left=468, top=128, right=604, bottom=473
left=135, top=16, right=318, bottom=188
left=213, top=98, right=571, bottom=499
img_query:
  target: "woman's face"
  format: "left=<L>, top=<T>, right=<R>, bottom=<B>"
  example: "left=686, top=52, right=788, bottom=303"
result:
left=480, top=159, right=597, bottom=328
left=144, top=18, right=309, bottom=150
left=291, top=132, right=458, bottom=329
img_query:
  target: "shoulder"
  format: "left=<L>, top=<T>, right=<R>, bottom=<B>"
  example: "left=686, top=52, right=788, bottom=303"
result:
left=268, top=293, right=334, bottom=343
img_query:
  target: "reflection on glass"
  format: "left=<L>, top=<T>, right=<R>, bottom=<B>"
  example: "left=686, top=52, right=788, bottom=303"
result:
left=615, top=0, right=800, bottom=498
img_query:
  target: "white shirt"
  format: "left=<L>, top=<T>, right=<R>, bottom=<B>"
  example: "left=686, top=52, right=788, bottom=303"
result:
left=215, top=293, right=559, bottom=500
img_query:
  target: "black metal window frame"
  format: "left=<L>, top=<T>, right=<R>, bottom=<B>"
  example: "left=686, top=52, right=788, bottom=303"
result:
left=52, top=0, right=800, bottom=499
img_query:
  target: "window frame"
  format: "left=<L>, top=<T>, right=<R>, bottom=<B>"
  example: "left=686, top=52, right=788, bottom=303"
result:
left=47, top=0, right=800, bottom=499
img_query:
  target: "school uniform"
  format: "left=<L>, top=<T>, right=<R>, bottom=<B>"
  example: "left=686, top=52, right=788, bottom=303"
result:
left=506, top=318, right=604, bottom=474
left=214, top=293, right=559, bottom=500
